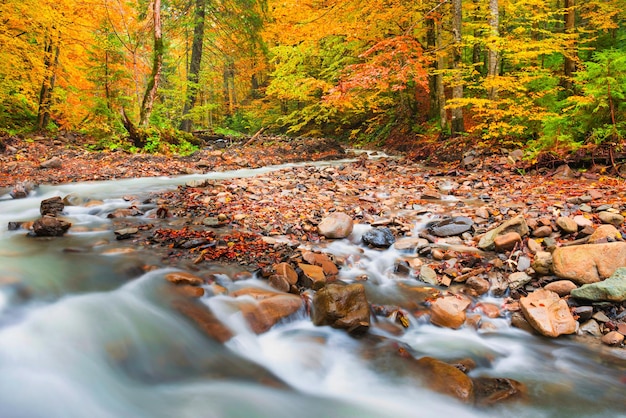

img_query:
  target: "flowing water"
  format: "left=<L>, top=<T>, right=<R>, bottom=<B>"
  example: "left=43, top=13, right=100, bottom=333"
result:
left=1, top=162, right=626, bottom=418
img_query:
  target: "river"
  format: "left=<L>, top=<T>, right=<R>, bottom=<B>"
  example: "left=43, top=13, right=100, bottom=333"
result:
left=1, top=162, right=625, bottom=418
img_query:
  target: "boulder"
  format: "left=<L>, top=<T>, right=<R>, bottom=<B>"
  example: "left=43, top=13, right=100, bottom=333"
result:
left=415, top=357, right=475, bottom=403
left=362, top=227, right=395, bottom=248
left=519, top=289, right=577, bottom=337
left=31, top=215, right=71, bottom=237
left=312, top=283, right=370, bottom=335
left=570, top=267, right=626, bottom=302
left=552, top=242, right=626, bottom=284
left=478, top=216, right=529, bottom=251
left=428, top=216, right=474, bottom=237
left=430, top=295, right=471, bottom=329
left=318, top=212, right=353, bottom=239
left=40, top=196, right=64, bottom=217
left=588, top=224, right=623, bottom=243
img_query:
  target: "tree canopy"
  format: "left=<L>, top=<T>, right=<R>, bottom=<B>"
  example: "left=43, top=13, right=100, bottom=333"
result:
left=0, top=0, right=625, bottom=156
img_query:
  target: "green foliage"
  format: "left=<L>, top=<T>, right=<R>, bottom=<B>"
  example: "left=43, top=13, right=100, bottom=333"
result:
left=533, top=48, right=626, bottom=154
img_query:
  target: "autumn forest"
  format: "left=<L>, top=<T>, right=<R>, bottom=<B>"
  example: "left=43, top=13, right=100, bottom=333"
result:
left=1, top=0, right=625, bottom=157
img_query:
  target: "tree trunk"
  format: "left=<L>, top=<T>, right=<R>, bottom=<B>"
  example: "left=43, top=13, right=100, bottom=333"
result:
left=180, top=0, right=206, bottom=132
left=563, top=0, right=576, bottom=91
left=487, top=0, right=500, bottom=100
left=37, top=37, right=61, bottom=131
left=451, top=0, right=464, bottom=137
left=139, top=0, right=164, bottom=127
left=222, top=57, right=236, bottom=116
left=427, top=17, right=446, bottom=128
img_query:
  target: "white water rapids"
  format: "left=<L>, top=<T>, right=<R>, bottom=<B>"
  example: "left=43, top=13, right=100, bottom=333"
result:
left=1, top=162, right=625, bottom=418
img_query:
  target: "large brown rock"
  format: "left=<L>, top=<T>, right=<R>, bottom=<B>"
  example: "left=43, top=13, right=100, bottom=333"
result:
left=318, top=212, right=354, bottom=239
left=415, top=356, right=475, bottom=403
left=233, top=289, right=303, bottom=334
left=31, top=215, right=71, bottom=237
left=312, top=283, right=370, bottom=335
left=552, top=242, right=626, bottom=284
left=519, top=289, right=577, bottom=337
left=430, top=295, right=471, bottom=329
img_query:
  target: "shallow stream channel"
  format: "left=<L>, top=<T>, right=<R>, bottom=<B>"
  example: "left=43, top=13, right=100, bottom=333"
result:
left=0, top=159, right=625, bottom=418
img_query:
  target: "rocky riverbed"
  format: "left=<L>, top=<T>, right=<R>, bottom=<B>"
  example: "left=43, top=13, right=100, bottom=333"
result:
left=3, top=136, right=626, bottom=408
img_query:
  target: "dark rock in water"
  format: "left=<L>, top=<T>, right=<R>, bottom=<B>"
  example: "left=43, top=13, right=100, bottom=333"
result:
left=428, top=216, right=474, bottom=237
left=313, top=283, right=370, bottom=335
left=40, top=196, right=64, bottom=216
left=10, top=182, right=34, bottom=199
left=31, top=215, right=71, bottom=237
left=362, top=227, right=395, bottom=248
left=472, top=377, right=526, bottom=406
left=7, top=222, right=22, bottom=231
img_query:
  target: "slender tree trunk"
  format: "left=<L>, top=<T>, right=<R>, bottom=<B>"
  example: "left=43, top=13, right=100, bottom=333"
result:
left=37, top=36, right=61, bottom=131
left=563, top=0, right=576, bottom=91
left=451, top=0, right=464, bottom=136
left=487, top=0, right=500, bottom=100
left=180, top=0, right=206, bottom=132
left=427, top=17, right=446, bottom=128
left=139, top=0, right=163, bottom=126
left=222, top=57, right=236, bottom=116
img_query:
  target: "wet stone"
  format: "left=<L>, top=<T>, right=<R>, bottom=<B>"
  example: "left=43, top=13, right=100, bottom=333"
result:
left=473, top=377, right=526, bottom=407
left=31, top=216, right=71, bottom=237
left=362, top=227, right=395, bottom=248
left=312, top=283, right=370, bottom=335
left=40, top=196, right=64, bottom=217
left=601, top=331, right=624, bottom=346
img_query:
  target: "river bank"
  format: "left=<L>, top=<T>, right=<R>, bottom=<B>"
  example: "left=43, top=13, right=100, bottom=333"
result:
left=2, top=135, right=626, bottom=414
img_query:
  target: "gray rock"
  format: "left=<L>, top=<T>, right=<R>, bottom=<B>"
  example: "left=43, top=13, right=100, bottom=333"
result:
left=578, top=319, right=602, bottom=337
left=508, top=272, right=532, bottom=291
left=362, top=227, right=395, bottom=248
left=428, top=216, right=474, bottom=237
left=570, top=267, right=626, bottom=302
